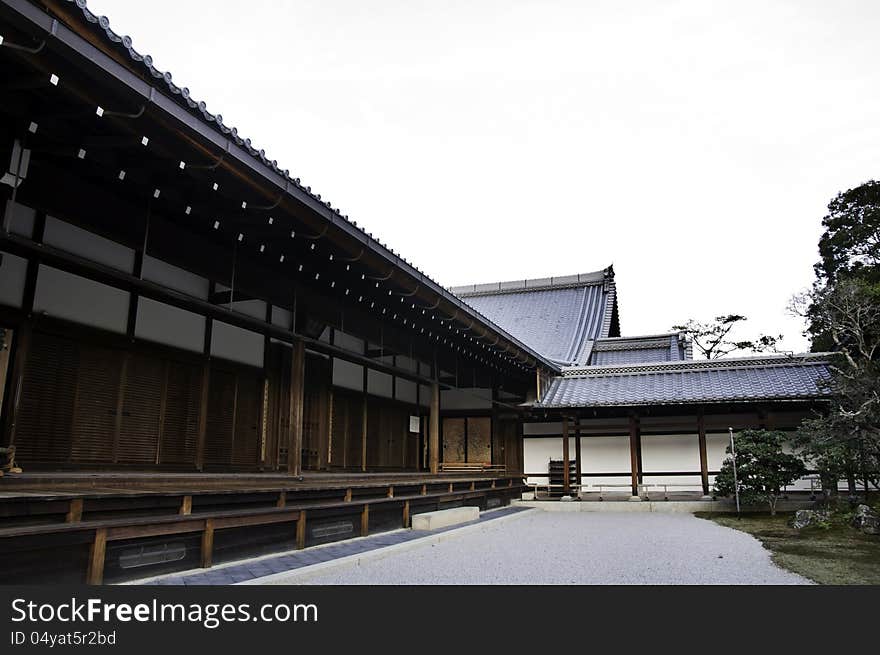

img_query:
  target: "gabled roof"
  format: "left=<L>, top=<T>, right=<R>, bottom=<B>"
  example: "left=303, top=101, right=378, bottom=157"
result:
left=537, top=354, right=833, bottom=408
left=451, top=268, right=619, bottom=367
left=589, top=332, right=691, bottom=366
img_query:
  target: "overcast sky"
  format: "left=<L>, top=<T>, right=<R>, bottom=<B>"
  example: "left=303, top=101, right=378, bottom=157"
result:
left=87, top=0, right=880, bottom=355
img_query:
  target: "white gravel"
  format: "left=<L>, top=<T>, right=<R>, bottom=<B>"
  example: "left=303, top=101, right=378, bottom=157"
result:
left=264, top=510, right=810, bottom=585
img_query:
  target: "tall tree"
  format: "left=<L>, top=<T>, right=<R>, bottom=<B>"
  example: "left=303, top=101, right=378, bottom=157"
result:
left=672, top=315, right=782, bottom=359
left=793, top=179, right=880, bottom=496
left=815, top=180, right=880, bottom=285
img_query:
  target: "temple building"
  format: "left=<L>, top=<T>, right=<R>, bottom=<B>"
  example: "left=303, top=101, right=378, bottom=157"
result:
left=0, top=0, right=831, bottom=583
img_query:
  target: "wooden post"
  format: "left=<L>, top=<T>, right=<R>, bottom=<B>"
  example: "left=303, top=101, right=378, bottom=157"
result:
left=2, top=322, right=32, bottom=447
left=420, top=484, right=427, bottom=496
left=429, top=382, right=440, bottom=474
left=574, top=415, right=582, bottom=495
left=201, top=519, right=214, bottom=568
left=629, top=415, right=641, bottom=497
left=360, top=504, right=369, bottom=537
left=698, top=412, right=709, bottom=496
left=387, top=485, right=394, bottom=498
left=402, top=500, right=410, bottom=528
left=86, top=528, right=107, bottom=585
left=179, top=495, right=192, bottom=515
left=344, top=488, right=352, bottom=502
left=287, top=340, right=305, bottom=476
left=277, top=491, right=287, bottom=508
left=562, top=416, right=570, bottom=495
left=296, top=510, right=307, bottom=549
left=66, top=498, right=83, bottom=523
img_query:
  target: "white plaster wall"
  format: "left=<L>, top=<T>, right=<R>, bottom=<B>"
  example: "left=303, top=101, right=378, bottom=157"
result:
left=135, top=298, right=205, bottom=353
left=395, top=377, right=417, bottom=404
left=332, top=357, right=363, bottom=392
left=33, top=265, right=129, bottom=334
left=142, top=255, right=209, bottom=299
left=523, top=437, right=572, bottom=483
left=5, top=200, right=34, bottom=237
left=580, top=435, right=631, bottom=488
left=43, top=217, right=134, bottom=272
left=640, top=433, right=702, bottom=491
left=367, top=369, right=393, bottom=398
left=0, top=251, right=27, bottom=308
left=210, top=320, right=264, bottom=367
left=271, top=306, right=292, bottom=330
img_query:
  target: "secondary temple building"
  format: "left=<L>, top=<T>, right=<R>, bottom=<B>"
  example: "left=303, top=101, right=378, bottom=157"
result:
left=0, top=0, right=832, bottom=583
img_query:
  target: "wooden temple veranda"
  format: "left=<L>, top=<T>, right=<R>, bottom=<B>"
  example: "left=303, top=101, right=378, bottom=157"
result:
left=0, top=0, right=834, bottom=584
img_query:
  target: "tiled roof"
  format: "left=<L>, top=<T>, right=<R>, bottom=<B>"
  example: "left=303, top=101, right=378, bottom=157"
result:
left=19, top=0, right=558, bottom=372
left=451, top=268, right=618, bottom=367
left=589, top=333, right=690, bottom=366
left=537, top=354, right=833, bottom=407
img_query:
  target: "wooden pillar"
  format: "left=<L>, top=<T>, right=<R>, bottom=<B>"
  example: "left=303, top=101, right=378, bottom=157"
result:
left=360, top=504, right=370, bottom=537
left=698, top=412, right=709, bottom=496
left=65, top=498, right=83, bottom=523
left=179, top=495, right=192, bottom=515
left=2, top=322, right=32, bottom=447
left=402, top=500, right=410, bottom=528
left=628, top=414, right=641, bottom=497
left=562, top=416, right=570, bottom=495
left=574, top=416, right=582, bottom=494
left=287, top=340, right=305, bottom=476
left=296, top=510, right=307, bottom=549
left=429, top=382, right=440, bottom=474
left=201, top=519, right=214, bottom=568
left=86, top=528, right=107, bottom=585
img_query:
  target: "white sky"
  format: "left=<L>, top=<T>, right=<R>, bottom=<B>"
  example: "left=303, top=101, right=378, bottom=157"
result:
left=87, top=0, right=880, bottom=355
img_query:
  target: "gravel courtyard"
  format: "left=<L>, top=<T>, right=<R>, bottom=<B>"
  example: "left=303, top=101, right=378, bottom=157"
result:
left=262, top=510, right=809, bottom=585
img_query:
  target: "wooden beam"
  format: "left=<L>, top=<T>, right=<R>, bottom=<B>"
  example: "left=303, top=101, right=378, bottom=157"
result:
left=66, top=498, right=83, bottom=523
left=698, top=412, right=709, bottom=496
left=562, top=416, right=570, bottom=495
left=574, top=415, right=582, bottom=492
left=200, top=519, right=214, bottom=568
left=86, top=528, right=107, bottom=585
left=360, top=504, right=369, bottom=537
left=179, top=495, right=192, bottom=515
left=287, top=340, right=305, bottom=476
left=296, top=510, right=307, bottom=549
left=629, top=414, right=641, bottom=497
left=429, top=382, right=440, bottom=474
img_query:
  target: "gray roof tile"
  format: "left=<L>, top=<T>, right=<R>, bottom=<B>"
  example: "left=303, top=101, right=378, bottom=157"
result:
left=454, top=268, right=617, bottom=366
left=538, top=355, right=832, bottom=407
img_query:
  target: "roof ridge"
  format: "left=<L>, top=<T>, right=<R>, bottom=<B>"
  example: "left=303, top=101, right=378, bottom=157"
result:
left=561, top=352, right=832, bottom=377
left=451, top=267, right=612, bottom=298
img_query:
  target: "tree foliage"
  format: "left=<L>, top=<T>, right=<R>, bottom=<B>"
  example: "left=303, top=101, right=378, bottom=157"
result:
left=792, top=179, right=880, bottom=496
left=815, top=180, right=880, bottom=285
left=671, top=315, right=782, bottom=359
left=714, top=430, right=807, bottom=515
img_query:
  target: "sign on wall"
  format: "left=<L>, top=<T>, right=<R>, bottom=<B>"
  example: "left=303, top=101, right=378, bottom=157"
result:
left=409, top=416, right=420, bottom=433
